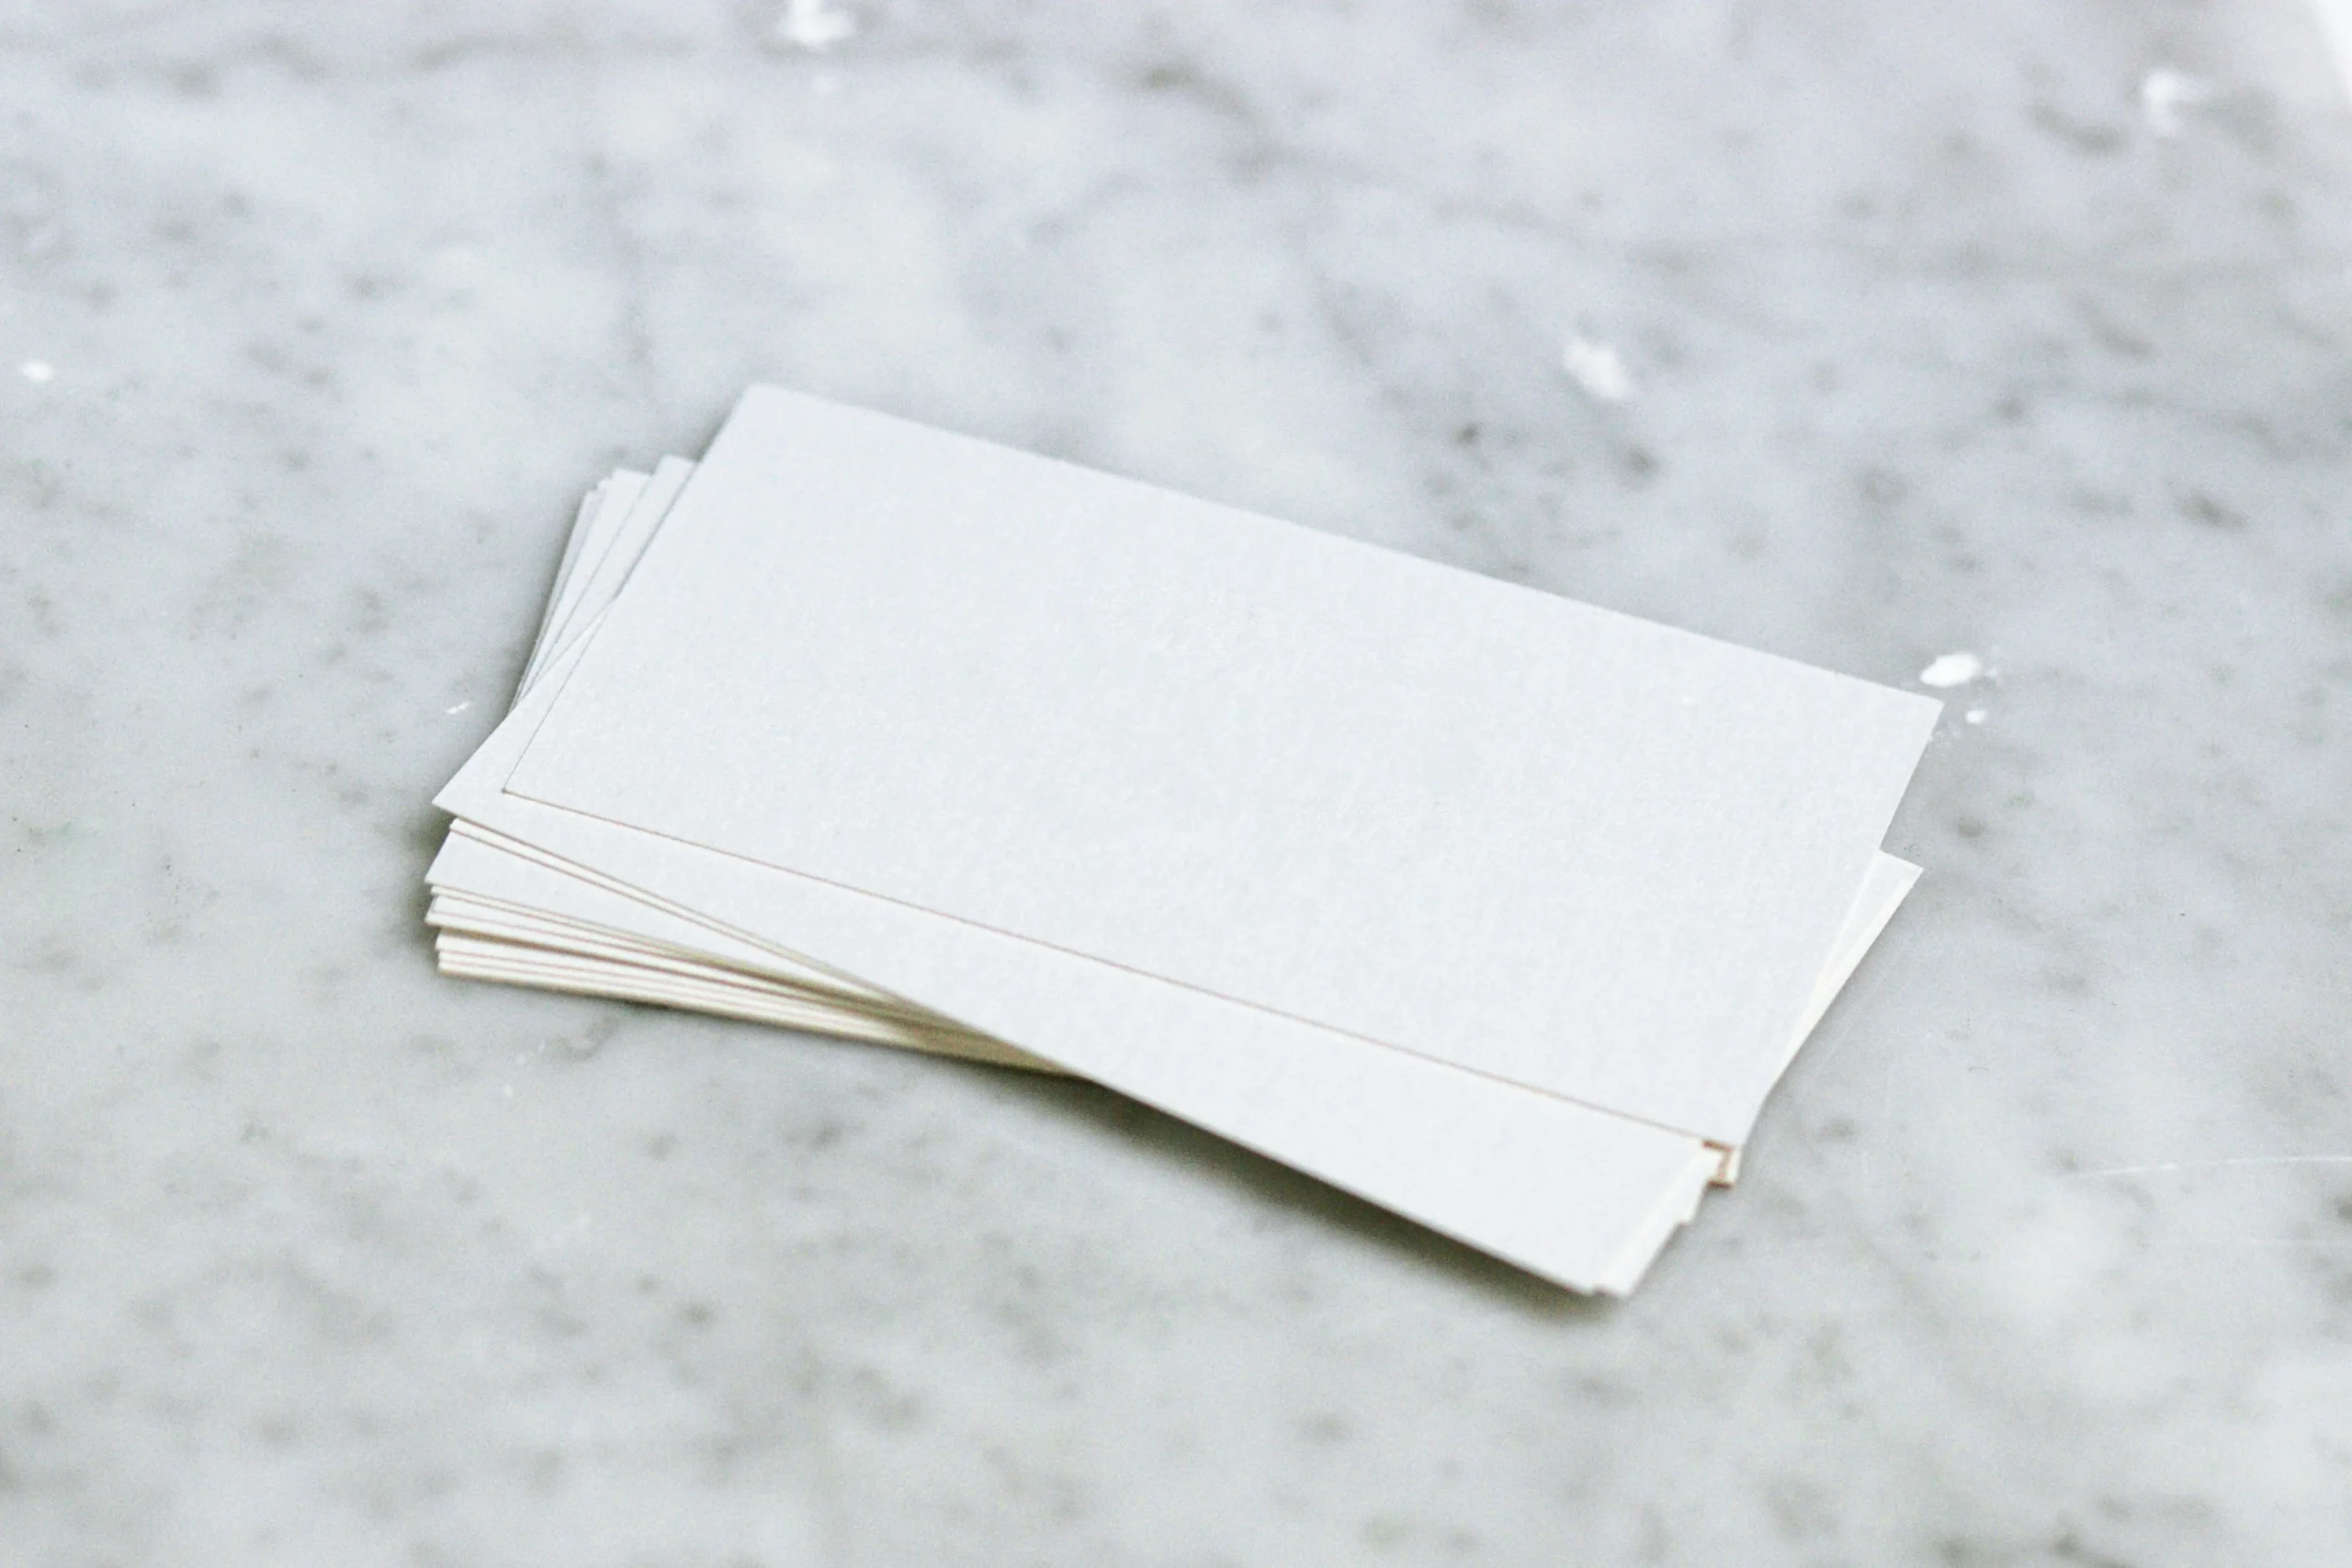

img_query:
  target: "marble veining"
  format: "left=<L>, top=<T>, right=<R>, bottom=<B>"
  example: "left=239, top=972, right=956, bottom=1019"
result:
left=4, top=2, right=2350, bottom=1563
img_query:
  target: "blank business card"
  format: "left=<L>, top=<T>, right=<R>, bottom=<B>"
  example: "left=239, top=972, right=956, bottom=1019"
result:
left=505, top=388, right=1936, bottom=1144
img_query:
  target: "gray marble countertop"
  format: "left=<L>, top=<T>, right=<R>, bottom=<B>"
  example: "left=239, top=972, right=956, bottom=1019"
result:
left=6, top=4, right=2351, bottom=1563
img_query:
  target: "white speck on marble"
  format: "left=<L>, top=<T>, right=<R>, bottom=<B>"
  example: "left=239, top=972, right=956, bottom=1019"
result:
left=443, top=700, right=471, bottom=715
left=19, top=358, right=54, bottom=383
left=776, top=0, right=854, bottom=52
left=2139, top=67, right=2212, bottom=138
left=1964, top=707, right=1986, bottom=724
left=1562, top=334, right=1633, bottom=403
left=1920, top=650, right=1986, bottom=687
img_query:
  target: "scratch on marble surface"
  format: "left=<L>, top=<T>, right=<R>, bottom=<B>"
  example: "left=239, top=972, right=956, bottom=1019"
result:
left=2144, top=1237, right=2352, bottom=1247
left=2069, top=1156, right=2352, bottom=1179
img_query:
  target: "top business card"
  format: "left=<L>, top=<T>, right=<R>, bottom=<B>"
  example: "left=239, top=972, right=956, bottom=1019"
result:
left=499, top=387, right=1937, bottom=1148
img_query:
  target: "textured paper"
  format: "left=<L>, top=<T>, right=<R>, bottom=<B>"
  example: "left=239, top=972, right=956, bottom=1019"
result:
left=464, top=463, right=1917, bottom=1088
left=522, top=468, right=647, bottom=691
left=467, top=460, right=1921, bottom=1096
left=535, top=456, right=695, bottom=681
left=503, top=387, right=1938, bottom=1144
left=482, top=465, right=1923, bottom=1068
left=428, top=407, right=1934, bottom=1291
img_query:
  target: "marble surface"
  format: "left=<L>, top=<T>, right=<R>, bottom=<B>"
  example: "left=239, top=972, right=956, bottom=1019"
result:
left=6, top=2, right=2351, bottom=1562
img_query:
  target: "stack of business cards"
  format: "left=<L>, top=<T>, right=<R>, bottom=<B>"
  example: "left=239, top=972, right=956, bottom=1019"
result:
left=428, top=387, right=1937, bottom=1295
